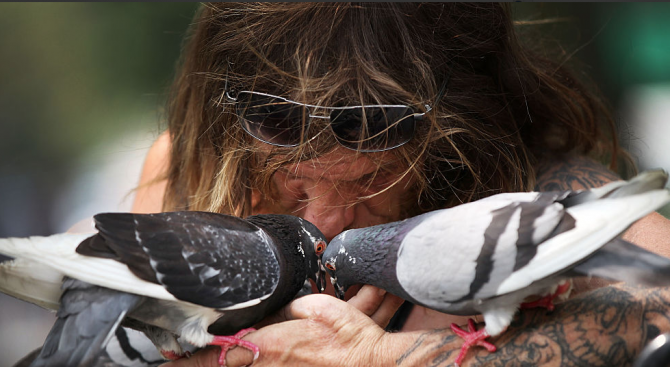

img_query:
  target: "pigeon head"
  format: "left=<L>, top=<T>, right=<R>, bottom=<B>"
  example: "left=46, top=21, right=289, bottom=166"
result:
left=295, top=217, right=329, bottom=293
left=247, top=214, right=328, bottom=293
left=322, top=230, right=356, bottom=300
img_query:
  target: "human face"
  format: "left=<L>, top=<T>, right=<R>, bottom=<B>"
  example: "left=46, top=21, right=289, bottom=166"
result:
left=250, top=146, right=414, bottom=242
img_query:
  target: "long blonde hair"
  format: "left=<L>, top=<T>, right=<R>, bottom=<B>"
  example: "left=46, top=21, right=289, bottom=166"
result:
left=163, top=3, right=622, bottom=218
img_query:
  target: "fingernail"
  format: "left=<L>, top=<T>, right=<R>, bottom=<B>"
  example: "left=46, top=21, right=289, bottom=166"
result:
left=378, top=288, right=386, bottom=297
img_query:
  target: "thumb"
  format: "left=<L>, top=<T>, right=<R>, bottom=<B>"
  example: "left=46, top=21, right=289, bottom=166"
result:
left=159, top=346, right=221, bottom=367
left=282, top=293, right=351, bottom=323
left=252, top=294, right=344, bottom=327
left=346, top=285, right=405, bottom=328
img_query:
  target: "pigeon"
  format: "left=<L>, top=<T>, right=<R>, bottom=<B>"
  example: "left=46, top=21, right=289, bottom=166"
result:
left=322, top=170, right=670, bottom=366
left=633, top=332, right=670, bottom=367
left=0, top=211, right=328, bottom=367
left=10, top=279, right=320, bottom=367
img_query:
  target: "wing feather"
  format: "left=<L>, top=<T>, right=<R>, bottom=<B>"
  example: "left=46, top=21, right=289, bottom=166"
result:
left=497, top=189, right=670, bottom=294
left=80, top=211, right=281, bottom=309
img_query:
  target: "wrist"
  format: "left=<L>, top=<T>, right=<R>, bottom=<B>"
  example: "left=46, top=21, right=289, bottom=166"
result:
left=375, top=330, right=450, bottom=366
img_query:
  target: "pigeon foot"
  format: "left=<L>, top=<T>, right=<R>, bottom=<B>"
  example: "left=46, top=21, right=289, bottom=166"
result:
left=210, top=328, right=260, bottom=367
left=520, top=280, right=572, bottom=311
left=161, top=350, right=191, bottom=360
left=450, top=319, right=496, bottom=367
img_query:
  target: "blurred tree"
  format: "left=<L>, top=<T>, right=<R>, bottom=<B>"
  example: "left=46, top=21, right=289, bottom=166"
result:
left=0, top=4, right=199, bottom=365
left=0, top=3, right=198, bottom=236
left=513, top=3, right=670, bottom=106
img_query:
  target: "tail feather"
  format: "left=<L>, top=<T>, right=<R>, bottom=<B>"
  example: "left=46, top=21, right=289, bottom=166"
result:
left=29, top=278, right=141, bottom=367
left=0, top=233, right=95, bottom=259
left=603, top=170, right=669, bottom=199
left=561, top=170, right=669, bottom=208
left=572, top=238, right=670, bottom=288
left=0, top=233, right=96, bottom=311
left=0, top=258, right=63, bottom=310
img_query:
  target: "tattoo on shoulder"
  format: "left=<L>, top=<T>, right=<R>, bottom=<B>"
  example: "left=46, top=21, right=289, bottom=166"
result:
left=396, top=284, right=670, bottom=366
left=534, top=156, right=620, bottom=192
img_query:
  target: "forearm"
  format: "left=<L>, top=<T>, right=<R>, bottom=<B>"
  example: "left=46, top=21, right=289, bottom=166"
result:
left=389, top=284, right=670, bottom=366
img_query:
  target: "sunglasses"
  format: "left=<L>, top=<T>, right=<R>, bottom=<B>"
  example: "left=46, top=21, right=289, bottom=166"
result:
left=225, top=90, right=431, bottom=152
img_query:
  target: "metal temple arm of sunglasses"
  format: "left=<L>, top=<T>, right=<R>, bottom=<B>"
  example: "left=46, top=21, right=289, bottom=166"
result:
left=225, top=90, right=433, bottom=115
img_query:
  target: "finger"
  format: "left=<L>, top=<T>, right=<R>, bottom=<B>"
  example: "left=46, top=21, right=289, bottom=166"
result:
left=283, top=293, right=346, bottom=322
left=159, top=346, right=220, bottom=367
left=224, top=326, right=294, bottom=367
left=223, top=343, right=257, bottom=367
left=347, top=285, right=387, bottom=317
left=369, top=292, right=405, bottom=328
left=253, top=295, right=324, bottom=327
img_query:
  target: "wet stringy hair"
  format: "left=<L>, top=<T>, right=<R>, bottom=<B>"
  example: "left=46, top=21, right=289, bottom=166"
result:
left=162, top=3, right=624, bottom=218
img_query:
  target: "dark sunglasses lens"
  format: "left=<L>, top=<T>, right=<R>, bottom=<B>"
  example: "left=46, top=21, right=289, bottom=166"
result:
left=236, top=93, right=307, bottom=146
left=330, top=107, right=415, bottom=151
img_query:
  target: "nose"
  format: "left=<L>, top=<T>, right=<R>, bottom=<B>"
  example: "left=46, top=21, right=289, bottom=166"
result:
left=301, top=180, right=356, bottom=241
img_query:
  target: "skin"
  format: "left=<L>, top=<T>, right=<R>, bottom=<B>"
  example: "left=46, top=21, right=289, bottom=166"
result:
left=134, top=132, right=670, bottom=367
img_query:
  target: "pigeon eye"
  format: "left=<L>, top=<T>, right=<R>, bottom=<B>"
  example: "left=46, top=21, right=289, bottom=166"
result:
left=315, top=241, right=326, bottom=255
left=325, top=262, right=336, bottom=271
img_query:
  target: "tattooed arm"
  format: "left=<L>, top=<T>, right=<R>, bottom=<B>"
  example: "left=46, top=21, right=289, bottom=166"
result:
left=393, top=284, right=670, bottom=366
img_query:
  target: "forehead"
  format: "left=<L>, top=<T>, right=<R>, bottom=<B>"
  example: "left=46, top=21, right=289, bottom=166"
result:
left=278, top=148, right=397, bottom=182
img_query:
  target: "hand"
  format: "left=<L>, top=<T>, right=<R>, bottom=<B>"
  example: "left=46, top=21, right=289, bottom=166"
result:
left=160, top=285, right=404, bottom=367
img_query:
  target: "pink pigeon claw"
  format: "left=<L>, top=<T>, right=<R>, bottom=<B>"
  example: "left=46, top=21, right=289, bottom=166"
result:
left=161, top=350, right=192, bottom=361
left=450, top=319, right=497, bottom=367
left=210, top=328, right=260, bottom=367
left=520, top=280, right=572, bottom=311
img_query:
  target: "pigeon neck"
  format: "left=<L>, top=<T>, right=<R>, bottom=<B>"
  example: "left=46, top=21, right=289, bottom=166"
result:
left=247, top=216, right=309, bottom=308
left=343, top=217, right=425, bottom=300
left=276, top=235, right=308, bottom=300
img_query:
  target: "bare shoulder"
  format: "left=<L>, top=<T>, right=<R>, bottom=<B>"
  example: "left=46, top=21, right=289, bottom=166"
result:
left=131, top=130, right=171, bottom=213
left=534, top=155, right=621, bottom=192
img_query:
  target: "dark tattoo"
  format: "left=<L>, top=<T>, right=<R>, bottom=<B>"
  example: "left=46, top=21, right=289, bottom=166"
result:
left=535, top=156, right=621, bottom=192
left=397, top=284, right=670, bottom=366
left=395, top=330, right=456, bottom=365
left=396, top=285, right=670, bottom=367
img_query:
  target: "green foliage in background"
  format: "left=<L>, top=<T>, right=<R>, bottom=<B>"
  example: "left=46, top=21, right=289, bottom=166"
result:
left=0, top=2, right=198, bottom=173
left=513, top=3, right=670, bottom=105
left=597, top=3, right=670, bottom=89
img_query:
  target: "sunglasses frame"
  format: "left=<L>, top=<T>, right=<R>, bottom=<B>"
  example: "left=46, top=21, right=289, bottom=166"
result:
left=224, top=90, right=432, bottom=152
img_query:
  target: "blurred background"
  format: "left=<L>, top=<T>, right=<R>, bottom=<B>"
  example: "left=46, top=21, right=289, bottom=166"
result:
left=0, top=3, right=669, bottom=365
left=0, top=3, right=199, bottom=364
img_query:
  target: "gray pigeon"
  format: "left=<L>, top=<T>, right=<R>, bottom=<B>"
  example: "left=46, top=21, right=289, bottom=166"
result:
left=0, top=212, right=327, bottom=367
left=12, top=279, right=319, bottom=367
left=633, top=332, right=670, bottom=367
left=323, top=170, right=670, bottom=367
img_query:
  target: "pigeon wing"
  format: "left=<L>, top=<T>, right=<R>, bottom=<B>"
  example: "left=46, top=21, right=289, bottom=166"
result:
left=396, top=192, right=572, bottom=309
left=30, top=278, right=142, bottom=367
left=495, top=189, right=669, bottom=295
left=78, top=211, right=280, bottom=309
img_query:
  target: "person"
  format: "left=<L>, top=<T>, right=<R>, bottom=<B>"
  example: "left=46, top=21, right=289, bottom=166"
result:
left=124, top=3, right=670, bottom=367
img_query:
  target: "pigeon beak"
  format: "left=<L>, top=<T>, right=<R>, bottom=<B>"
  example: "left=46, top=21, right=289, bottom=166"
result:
left=331, top=276, right=345, bottom=300
left=315, top=259, right=327, bottom=293
left=315, top=271, right=326, bottom=293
